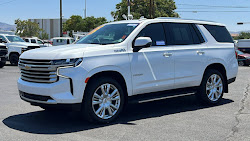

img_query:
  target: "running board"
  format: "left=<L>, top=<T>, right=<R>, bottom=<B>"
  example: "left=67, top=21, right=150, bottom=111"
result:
left=128, top=87, right=198, bottom=104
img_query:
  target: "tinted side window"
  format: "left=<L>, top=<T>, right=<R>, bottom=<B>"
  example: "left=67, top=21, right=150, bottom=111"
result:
left=0, top=35, right=7, bottom=42
left=137, top=23, right=166, bottom=46
left=31, top=39, right=36, bottom=43
left=203, top=25, right=233, bottom=43
left=164, top=23, right=202, bottom=45
left=25, top=39, right=29, bottom=42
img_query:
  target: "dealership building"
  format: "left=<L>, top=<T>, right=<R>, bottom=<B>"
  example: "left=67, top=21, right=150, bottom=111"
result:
left=29, top=18, right=67, bottom=39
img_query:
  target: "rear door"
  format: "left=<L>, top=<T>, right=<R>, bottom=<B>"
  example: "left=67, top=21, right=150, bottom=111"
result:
left=163, top=23, right=207, bottom=89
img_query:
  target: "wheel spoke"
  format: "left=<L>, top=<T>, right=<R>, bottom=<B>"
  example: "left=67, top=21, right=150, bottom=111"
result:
left=106, top=84, right=110, bottom=94
left=107, top=106, right=113, bottom=116
left=213, top=75, right=217, bottom=84
left=208, top=90, right=213, bottom=98
left=95, top=106, right=104, bottom=115
left=93, top=93, right=102, bottom=100
left=216, top=83, right=223, bottom=88
left=110, top=89, right=118, bottom=97
left=215, top=78, right=221, bottom=86
left=101, top=107, right=106, bottom=118
left=101, top=85, right=106, bottom=95
left=111, top=95, right=120, bottom=101
left=93, top=100, right=102, bottom=105
left=110, top=104, right=118, bottom=110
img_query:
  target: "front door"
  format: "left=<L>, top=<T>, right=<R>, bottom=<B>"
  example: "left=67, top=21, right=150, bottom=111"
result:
left=130, top=23, right=175, bottom=95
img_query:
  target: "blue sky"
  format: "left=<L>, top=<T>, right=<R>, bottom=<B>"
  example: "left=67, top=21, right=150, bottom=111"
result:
left=1, top=0, right=250, bottom=32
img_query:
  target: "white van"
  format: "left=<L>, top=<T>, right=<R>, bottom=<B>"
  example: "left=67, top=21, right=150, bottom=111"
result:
left=24, top=37, right=52, bottom=47
left=52, top=37, right=74, bottom=46
left=236, top=39, right=250, bottom=53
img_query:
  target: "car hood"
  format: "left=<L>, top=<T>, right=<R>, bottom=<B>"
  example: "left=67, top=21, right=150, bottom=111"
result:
left=7, top=42, right=39, bottom=48
left=239, top=54, right=250, bottom=58
left=20, top=44, right=103, bottom=60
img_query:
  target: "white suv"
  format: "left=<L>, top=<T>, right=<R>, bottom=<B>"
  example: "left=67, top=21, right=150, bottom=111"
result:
left=18, top=18, right=238, bottom=123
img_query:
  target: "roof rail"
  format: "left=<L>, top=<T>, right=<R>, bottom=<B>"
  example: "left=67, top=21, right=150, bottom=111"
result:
left=155, top=17, right=217, bottom=23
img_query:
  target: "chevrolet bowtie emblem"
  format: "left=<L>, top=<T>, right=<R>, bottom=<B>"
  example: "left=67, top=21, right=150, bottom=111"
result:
left=24, top=65, right=31, bottom=70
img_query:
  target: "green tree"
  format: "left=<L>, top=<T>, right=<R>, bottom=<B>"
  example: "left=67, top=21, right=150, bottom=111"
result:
left=111, top=0, right=179, bottom=21
left=15, top=19, right=42, bottom=37
left=234, top=32, right=250, bottom=40
left=63, top=16, right=108, bottom=33
left=39, top=31, right=49, bottom=40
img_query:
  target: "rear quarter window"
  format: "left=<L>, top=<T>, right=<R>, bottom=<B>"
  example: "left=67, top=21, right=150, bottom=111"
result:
left=203, top=25, right=233, bottom=43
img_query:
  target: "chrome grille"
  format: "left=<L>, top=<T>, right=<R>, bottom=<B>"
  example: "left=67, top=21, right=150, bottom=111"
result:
left=19, top=59, right=58, bottom=83
left=0, top=46, right=7, bottom=56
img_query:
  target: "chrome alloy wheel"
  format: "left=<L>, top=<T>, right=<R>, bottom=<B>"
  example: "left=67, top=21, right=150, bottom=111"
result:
left=206, top=74, right=223, bottom=102
left=92, top=83, right=121, bottom=119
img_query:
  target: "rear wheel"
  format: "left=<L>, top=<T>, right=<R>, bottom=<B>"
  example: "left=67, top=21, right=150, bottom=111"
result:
left=196, top=69, right=225, bottom=104
left=9, top=53, right=19, bottom=66
left=238, top=61, right=245, bottom=66
left=82, top=77, right=125, bottom=123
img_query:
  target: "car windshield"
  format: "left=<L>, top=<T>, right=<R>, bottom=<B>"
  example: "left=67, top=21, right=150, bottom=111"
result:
left=237, top=50, right=244, bottom=55
left=76, top=23, right=139, bottom=45
left=6, top=36, right=25, bottom=42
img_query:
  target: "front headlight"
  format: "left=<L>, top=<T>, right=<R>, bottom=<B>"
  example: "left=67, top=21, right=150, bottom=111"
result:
left=51, top=58, right=83, bottom=67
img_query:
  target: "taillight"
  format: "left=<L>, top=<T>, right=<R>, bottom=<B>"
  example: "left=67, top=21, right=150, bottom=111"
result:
left=234, top=44, right=238, bottom=59
left=235, top=50, right=238, bottom=59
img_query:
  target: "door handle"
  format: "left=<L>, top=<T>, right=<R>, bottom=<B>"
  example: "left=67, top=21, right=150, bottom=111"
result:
left=163, top=52, right=172, bottom=57
left=197, top=51, right=205, bottom=55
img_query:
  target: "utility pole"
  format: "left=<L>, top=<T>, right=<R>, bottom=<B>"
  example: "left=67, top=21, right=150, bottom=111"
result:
left=60, top=0, right=63, bottom=37
left=149, top=0, right=154, bottom=19
left=84, top=0, right=87, bottom=18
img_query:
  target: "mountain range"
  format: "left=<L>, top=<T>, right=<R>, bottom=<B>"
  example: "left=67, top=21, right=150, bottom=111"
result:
left=0, top=22, right=16, bottom=31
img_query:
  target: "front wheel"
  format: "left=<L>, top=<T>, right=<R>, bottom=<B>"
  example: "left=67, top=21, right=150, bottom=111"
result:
left=82, top=77, right=125, bottom=123
left=9, top=54, right=19, bottom=66
left=196, top=69, right=225, bottom=104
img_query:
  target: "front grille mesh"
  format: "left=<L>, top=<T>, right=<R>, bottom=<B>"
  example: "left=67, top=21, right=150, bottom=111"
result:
left=0, top=46, right=7, bottom=56
left=19, top=59, right=58, bottom=83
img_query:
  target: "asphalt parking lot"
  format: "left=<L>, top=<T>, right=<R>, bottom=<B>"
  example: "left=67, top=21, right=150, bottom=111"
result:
left=0, top=63, right=250, bottom=141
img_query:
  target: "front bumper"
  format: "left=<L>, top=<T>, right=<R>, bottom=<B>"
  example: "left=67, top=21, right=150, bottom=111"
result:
left=0, top=56, right=7, bottom=63
left=18, top=66, right=88, bottom=105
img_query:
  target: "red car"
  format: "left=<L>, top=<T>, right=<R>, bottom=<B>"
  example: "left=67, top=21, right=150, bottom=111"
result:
left=237, top=50, right=250, bottom=66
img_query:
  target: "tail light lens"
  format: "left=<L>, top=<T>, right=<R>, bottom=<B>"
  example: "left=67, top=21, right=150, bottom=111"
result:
left=234, top=44, right=238, bottom=59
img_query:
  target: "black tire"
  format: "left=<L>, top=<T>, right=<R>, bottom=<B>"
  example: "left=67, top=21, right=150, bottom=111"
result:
left=196, top=69, right=225, bottom=105
left=82, top=77, right=125, bottom=123
left=238, top=61, right=245, bottom=66
left=0, top=62, right=5, bottom=68
left=9, top=53, right=19, bottom=66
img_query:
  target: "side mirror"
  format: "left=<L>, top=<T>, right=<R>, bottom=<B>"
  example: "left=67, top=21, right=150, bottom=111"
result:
left=133, top=37, right=152, bottom=52
left=0, top=38, right=2, bottom=43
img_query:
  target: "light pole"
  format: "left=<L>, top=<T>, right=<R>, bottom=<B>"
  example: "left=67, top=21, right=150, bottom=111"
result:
left=60, top=0, right=63, bottom=37
left=84, top=0, right=87, bottom=18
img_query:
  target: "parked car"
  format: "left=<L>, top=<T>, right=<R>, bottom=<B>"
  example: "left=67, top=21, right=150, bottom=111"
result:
left=24, top=37, right=52, bottom=47
left=52, top=37, right=74, bottom=46
left=0, top=34, right=40, bottom=65
left=236, top=39, right=250, bottom=53
left=18, top=18, right=238, bottom=123
left=237, top=50, right=250, bottom=66
left=0, top=40, right=7, bottom=68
